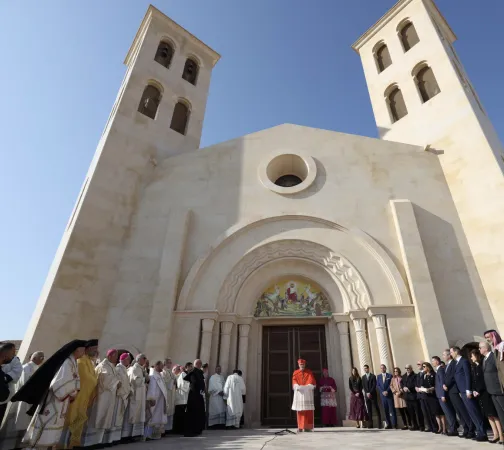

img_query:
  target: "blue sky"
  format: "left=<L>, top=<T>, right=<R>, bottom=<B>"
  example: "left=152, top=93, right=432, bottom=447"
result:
left=1, top=1, right=503, bottom=340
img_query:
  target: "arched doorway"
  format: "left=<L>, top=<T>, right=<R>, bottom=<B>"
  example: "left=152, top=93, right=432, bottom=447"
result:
left=255, top=277, right=331, bottom=426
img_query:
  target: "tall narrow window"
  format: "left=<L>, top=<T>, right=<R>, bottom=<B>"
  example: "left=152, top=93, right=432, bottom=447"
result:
left=182, top=58, right=199, bottom=85
left=138, top=85, right=162, bottom=120
left=400, top=22, right=419, bottom=52
left=375, top=43, right=392, bottom=73
left=416, top=66, right=440, bottom=102
left=387, top=87, right=408, bottom=123
left=170, top=101, right=190, bottom=135
left=154, top=41, right=174, bottom=68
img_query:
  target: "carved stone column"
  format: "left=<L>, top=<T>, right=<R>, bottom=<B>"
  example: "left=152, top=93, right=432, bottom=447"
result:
left=352, top=318, right=372, bottom=370
left=199, top=318, right=215, bottom=365
left=372, top=315, right=393, bottom=371
left=337, top=321, right=352, bottom=419
left=218, top=321, right=234, bottom=376
left=237, top=324, right=251, bottom=382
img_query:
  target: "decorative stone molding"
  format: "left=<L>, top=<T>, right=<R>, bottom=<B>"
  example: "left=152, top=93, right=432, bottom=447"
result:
left=218, top=239, right=371, bottom=313
left=199, top=318, right=215, bottom=364
left=372, top=314, right=392, bottom=370
left=238, top=324, right=251, bottom=338
left=372, top=314, right=387, bottom=329
left=336, top=321, right=349, bottom=336
left=177, top=214, right=410, bottom=311
left=336, top=320, right=352, bottom=418
left=201, top=318, right=216, bottom=333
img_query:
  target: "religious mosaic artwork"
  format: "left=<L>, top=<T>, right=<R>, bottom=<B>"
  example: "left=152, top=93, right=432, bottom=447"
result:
left=254, top=278, right=332, bottom=317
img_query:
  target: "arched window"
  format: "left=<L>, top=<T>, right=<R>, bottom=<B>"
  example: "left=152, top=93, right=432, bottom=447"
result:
left=138, top=85, right=161, bottom=120
left=387, top=86, right=408, bottom=123
left=170, top=101, right=190, bottom=135
left=415, top=65, right=440, bottom=103
left=375, top=43, right=392, bottom=73
left=154, top=41, right=174, bottom=68
left=182, top=58, right=199, bottom=85
left=399, top=22, right=419, bottom=52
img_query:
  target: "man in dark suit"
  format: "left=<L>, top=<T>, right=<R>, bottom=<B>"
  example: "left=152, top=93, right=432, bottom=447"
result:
left=362, top=364, right=382, bottom=428
left=402, top=364, right=422, bottom=430
left=443, top=348, right=473, bottom=438
left=431, top=356, right=458, bottom=436
left=376, top=364, right=396, bottom=429
left=480, top=341, right=504, bottom=429
left=449, top=346, right=487, bottom=441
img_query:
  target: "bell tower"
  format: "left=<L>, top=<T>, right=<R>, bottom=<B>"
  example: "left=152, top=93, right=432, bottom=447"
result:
left=352, top=0, right=504, bottom=330
left=18, top=6, right=219, bottom=360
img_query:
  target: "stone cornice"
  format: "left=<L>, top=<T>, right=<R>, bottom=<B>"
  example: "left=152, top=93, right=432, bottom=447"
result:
left=367, top=305, right=415, bottom=318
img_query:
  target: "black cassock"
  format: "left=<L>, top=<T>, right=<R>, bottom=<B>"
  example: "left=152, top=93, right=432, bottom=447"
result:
left=184, top=368, right=206, bottom=436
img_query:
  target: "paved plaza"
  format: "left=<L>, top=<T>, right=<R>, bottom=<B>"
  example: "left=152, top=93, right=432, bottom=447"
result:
left=114, top=429, right=494, bottom=450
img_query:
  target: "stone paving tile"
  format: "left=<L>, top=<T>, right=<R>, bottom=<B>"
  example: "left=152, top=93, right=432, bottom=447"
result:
left=113, top=428, right=495, bottom=450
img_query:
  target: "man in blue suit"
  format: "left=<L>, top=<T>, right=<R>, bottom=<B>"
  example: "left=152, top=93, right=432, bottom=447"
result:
left=449, top=346, right=487, bottom=441
left=376, top=364, right=396, bottom=429
left=431, top=356, right=458, bottom=436
left=443, top=348, right=473, bottom=438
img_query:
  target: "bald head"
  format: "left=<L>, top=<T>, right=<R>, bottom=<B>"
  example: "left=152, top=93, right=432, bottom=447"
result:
left=194, top=359, right=202, bottom=369
left=31, top=351, right=45, bottom=365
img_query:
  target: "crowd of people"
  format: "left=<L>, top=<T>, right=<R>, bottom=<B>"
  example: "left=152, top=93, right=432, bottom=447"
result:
left=343, top=329, right=504, bottom=444
left=0, top=340, right=246, bottom=449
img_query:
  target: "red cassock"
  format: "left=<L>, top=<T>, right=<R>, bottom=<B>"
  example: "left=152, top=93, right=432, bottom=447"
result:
left=292, top=368, right=317, bottom=430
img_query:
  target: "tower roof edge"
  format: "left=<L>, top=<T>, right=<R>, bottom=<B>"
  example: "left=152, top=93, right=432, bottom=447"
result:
left=351, top=0, right=456, bottom=53
left=124, top=4, right=221, bottom=67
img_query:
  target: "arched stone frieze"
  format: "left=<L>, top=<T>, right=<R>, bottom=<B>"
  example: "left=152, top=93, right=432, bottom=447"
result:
left=218, top=239, right=370, bottom=313
left=176, top=214, right=410, bottom=312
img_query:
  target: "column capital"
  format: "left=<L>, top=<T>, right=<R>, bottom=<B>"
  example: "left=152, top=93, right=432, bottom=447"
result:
left=336, top=321, right=349, bottom=336
left=201, top=318, right=215, bottom=333
left=352, top=318, right=367, bottom=333
left=372, top=314, right=387, bottom=329
left=220, top=321, right=234, bottom=335
left=238, top=324, right=251, bottom=338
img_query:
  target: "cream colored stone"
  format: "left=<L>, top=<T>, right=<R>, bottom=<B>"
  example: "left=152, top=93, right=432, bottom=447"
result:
left=14, top=0, right=504, bottom=431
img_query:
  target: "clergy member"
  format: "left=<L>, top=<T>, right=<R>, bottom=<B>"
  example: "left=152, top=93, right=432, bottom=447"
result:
left=208, top=365, right=226, bottom=428
left=122, top=353, right=147, bottom=440
left=223, top=369, right=246, bottom=429
left=0, top=343, right=22, bottom=423
left=161, top=358, right=176, bottom=434
left=83, top=348, right=121, bottom=446
left=63, top=339, right=99, bottom=448
left=13, top=351, right=44, bottom=434
left=173, top=364, right=189, bottom=435
left=145, top=361, right=168, bottom=440
left=292, top=358, right=316, bottom=432
left=104, top=352, right=132, bottom=444
left=183, top=361, right=206, bottom=437
left=12, top=340, right=87, bottom=449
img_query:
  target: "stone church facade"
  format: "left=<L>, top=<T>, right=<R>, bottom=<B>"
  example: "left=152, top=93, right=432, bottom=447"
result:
left=18, top=0, right=504, bottom=427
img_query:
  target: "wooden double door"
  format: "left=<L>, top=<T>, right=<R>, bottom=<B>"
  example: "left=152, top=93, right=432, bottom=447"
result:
left=261, top=325, right=328, bottom=427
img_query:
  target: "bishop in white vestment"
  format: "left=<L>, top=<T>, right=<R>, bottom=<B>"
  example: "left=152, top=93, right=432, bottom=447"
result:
left=161, top=358, right=176, bottom=432
left=12, top=340, right=87, bottom=449
left=145, top=362, right=168, bottom=440
left=103, top=353, right=132, bottom=444
left=122, top=354, right=147, bottom=439
left=208, top=366, right=226, bottom=427
left=83, top=349, right=121, bottom=446
left=223, top=370, right=246, bottom=428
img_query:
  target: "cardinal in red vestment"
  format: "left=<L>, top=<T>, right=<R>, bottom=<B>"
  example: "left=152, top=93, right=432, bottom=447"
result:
left=292, top=359, right=317, bottom=432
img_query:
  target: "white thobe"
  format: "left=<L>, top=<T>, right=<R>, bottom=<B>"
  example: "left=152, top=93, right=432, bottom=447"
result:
left=161, top=369, right=176, bottom=431
left=22, top=356, right=79, bottom=448
left=83, top=358, right=120, bottom=446
left=14, top=361, right=38, bottom=431
left=122, top=363, right=146, bottom=438
left=145, top=370, right=167, bottom=440
left=223, top=374, right=246, bottom=428
left=208, top=374, right=226, bottom=426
